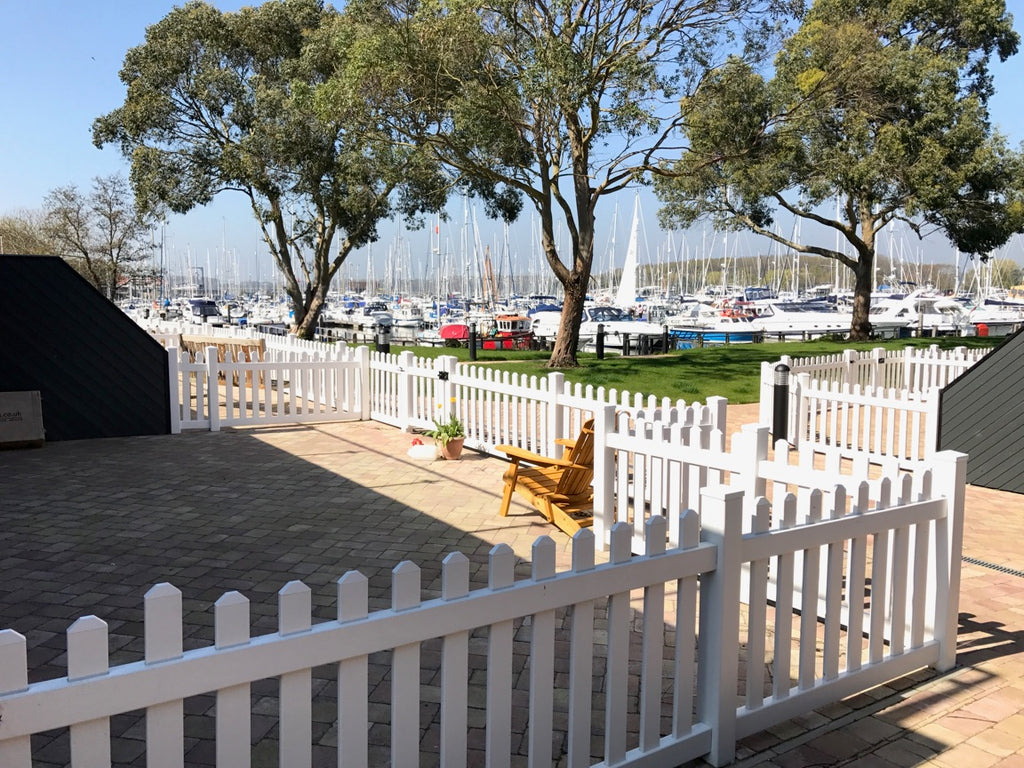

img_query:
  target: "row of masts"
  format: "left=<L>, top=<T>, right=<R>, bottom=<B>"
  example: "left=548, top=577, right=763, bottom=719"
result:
left=145, top=195, right=1022, bottom=304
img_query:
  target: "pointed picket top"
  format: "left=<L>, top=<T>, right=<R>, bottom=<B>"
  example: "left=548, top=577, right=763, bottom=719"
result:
left=337, top=571, right=368, bottom=623
left=853, top=480, right=871, bottom=516
left=145, top=582, right=182, bottom=664
left=678, top=508, right=700, bottom=550
left=392, top=561, right=421, bottom=611
left=215, top=591, right=250, bottom=649
left=802, top=488, right=823, bottom=524
left=442, top=552, right=470, bottom=601
left=0, top=629, right=28, bottom=694
left=645, top=516, right=667, bottom=556
left=572, top=528, right=596, bottom=573
left=278, top=580, right=312, bottom=635
left=752, top=498, right=771, bottom=536
left=831, top=485, right=847, bottom=519
left=877, top=476, right=893, bottom=510
left=489, top=544, right=516, bottom=590
left=609, top=522, right=632, bottom=564
left=899, top=473, right=914, bottom=505
left=531, top=537, right=557, bottom=581
left=67, top=615, right=108, bottom=682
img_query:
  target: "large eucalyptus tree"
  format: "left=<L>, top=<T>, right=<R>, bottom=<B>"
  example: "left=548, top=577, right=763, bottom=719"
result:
left=328, top=0, right=785, bottom=365
left=94, top=0, right=449, bottom=338
left=656, top=0, right=1023, bottom=339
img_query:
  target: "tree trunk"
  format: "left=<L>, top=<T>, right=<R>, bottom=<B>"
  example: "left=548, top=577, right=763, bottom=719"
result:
left=849, top=254, right=875, bottom=341
left=548, top=278, right=587, bottom=367
left=293, top=284, right=329, bottom=340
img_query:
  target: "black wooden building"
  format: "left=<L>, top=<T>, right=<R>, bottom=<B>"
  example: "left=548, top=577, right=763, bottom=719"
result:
left=938, top=329, right=1024, bottom=494
left=0, top=254, right=171, bottom=442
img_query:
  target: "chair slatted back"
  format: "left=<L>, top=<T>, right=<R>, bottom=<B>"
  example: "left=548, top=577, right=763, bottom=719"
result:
left=555, top=420, right=595, bottom=498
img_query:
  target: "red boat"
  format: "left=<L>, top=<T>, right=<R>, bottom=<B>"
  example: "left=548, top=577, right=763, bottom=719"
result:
left=482, top=315, right=534, bottom=350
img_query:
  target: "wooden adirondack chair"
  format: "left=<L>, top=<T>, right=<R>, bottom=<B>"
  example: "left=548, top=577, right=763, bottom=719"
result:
left=495, top=419, right=596, bottom=536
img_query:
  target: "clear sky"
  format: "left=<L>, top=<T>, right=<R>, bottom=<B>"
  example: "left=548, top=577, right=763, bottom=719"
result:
left=2, top=0, right=1024, bottom=287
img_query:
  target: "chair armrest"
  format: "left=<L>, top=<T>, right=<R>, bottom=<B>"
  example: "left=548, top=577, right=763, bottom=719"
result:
left=494, top=444, right=576, bottom=468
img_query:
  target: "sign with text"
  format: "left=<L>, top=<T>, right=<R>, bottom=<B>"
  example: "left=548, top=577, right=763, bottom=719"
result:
left=0, top=390, right=45, bottom=447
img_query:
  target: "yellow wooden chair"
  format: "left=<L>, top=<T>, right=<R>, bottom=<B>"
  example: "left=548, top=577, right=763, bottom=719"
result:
left=495, top=419, right=596, bottom=536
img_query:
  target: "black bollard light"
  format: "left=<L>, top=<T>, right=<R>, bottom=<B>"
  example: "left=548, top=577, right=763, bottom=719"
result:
left=622, top=332, right=631, bottom=356
left=662, top=324, right=670, bottom=353
left=375, top=322, right=391, bottom=354
left=772, top=363, right=790, bottom=444
left=596, top=323, right=605, bottom=360
left=469, top=322, right=478, bottom=361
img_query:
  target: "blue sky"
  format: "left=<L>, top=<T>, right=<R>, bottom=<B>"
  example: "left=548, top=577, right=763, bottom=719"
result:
left=2, top=0, right=1024, bottom=286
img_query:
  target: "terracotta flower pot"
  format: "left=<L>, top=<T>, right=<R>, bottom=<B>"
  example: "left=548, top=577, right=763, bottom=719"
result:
left=439, top=437, right=465, bottom=460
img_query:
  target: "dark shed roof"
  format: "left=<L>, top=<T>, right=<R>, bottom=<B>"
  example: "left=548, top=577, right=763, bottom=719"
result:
left=938, top=328, right=1024, bottom=494
left=0, top=254, right=170, bottom=441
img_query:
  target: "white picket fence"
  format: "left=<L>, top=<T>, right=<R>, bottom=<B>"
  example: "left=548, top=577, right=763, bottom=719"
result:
left=593, top=407, right=937, bottom=552
left=0, top=435, right=966, bottom=768
left=369, top=349, right=727, bottom=458
left=759, top=345, right=988, bottom=459
left=167, top=345, right=369, bottom=432
left=155, top=322, right=728, bottom=444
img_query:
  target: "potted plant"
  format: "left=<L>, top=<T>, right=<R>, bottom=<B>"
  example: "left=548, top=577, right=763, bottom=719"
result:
left=424, top=401, right=466, bottom=460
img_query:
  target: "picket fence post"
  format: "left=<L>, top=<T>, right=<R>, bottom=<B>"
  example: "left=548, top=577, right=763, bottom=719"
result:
left=206, top=346, right=221, bottom=432
left=697, top=485, right=744, bottom=767
left=214, top=591, right=251, bottom=768
left=67, top=615, right=111, bottom=766
left=591, top=404, right=618, bottom=550
left=707, top=395, right=728, bottom=447
left=355, top=345, right=371, bottom=421
left=758, top=361, right=773, bottom=426
left=546, top=371, right=565, bottom=456
left=929, top=451, right=968, bottom=671
left=0, top=630, right=31, bottom=767
left=793, top=373, right=810, bottom=449
left=435, top=355, right=458, bottom=416
left=732, top=423, right=770, bottom=511
left=397, top=350, right=416, bottom=431
left=145, top=583, right=184, bottom=768
left=166, top=346, right=182, bottom=434
left=924, top=387, right=941, bottom=456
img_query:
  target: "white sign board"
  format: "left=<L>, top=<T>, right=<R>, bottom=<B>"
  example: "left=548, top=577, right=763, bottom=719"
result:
left=0, top=391, right=45, bottom=447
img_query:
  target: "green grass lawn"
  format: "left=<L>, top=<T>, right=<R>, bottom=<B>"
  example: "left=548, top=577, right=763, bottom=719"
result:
left=401, top=336, right=1000, bottom=404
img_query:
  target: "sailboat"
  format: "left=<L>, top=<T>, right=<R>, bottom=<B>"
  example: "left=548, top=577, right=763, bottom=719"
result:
left=613, top=195, right=641, bottom=309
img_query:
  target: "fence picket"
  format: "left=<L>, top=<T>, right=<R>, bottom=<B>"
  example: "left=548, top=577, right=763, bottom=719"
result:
left=145, top=583, right=184, bottom=768
left=604, top=524, right=633, bottom=765
left=214, top=592, right=251, bottom=768
left=798, top=490, right=822, bottom=691
left=486, top=545, right=515, bottom=768
left=391, top=563, right=421, bottom=767
left=529, top=538, right=557, bottom=767
left=640, top=517, right=668, bottom=753
left=441, top=554, right=470, bottom=768
left=337, top=572, right=369, bottom=768
left=567, top=531, right=596, bottom=768
left=745, top=500, right=770, bottom=711
left=67, top=616, right=111, bottom=768
left=279, top=581, right=312, bottom=767
left=0, top=630, right=31, bottom=768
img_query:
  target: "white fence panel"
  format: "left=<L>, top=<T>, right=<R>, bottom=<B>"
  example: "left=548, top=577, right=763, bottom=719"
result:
left=793, top=378, right=940, bottom=460
left=0, top=522, right=723, bottom=768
